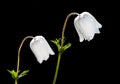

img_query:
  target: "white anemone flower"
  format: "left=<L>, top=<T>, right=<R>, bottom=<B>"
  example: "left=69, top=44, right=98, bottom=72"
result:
left=30, top=36, right=55, bottom=64
left=74, top=12, right=102, bottom=42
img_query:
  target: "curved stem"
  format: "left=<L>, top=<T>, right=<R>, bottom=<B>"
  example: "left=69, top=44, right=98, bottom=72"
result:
left=52, top=12, right=79, bottom=84
left=16, top=36, right=34, bottom=84
left=61, top=12, right=79, bottom=47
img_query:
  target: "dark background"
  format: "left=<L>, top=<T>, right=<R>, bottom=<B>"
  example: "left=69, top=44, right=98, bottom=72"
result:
left=0, top=0, right=119, bottom=84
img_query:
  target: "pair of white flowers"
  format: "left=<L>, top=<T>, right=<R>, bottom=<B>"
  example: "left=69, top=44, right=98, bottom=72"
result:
left=30, top=12, right=102, bottom=64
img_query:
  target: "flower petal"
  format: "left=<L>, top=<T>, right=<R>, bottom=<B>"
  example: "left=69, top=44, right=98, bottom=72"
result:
left=80, top=17, right=95, bottom=40
left=30, top=36, right=55, bottom=64
left=74, top=16, right=84, bottom=42
left=74, top=11, right=102, bottom=42
left=39, top=36, right=55, bottom=55
left=74, top=15, right=95, bottom=41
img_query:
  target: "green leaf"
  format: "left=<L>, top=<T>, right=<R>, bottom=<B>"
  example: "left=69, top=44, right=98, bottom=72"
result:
left=18, top=70, right=29, bottom=78
left=7, top=69, right=29, bottom=80
left=62, top=43, right=72, bottom=51
left=51, top=38, right=61, bottom=51
left=7, top=70, right=18, bottom=80
left=51, top=38, right=72, bottom=54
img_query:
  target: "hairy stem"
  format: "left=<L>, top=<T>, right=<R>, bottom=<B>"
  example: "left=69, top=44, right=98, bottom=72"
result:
left=16, top=36, right=34, bottom=84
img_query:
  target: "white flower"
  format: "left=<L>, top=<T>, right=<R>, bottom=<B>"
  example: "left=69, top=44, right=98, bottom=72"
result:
left=30, top=36, right=55, bottom=64
left=74, top=12, right=102, bottom=42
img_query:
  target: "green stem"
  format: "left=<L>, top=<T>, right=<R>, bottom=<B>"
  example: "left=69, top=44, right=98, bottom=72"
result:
left=16, top=36, right=34, bottom=84
left=52, top=53, right=62, bottom=84
left=15, top=79, right=17, bottom=84
left=52, top=12, right=79, bottom=84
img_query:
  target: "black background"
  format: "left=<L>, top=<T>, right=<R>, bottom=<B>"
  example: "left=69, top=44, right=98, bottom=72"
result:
left=0, top=0, right=119, bottom=84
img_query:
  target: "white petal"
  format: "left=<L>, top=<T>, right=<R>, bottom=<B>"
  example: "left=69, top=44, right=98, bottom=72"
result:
left=38, top=36, right=55, bottom=55
left=30, top=36, right=55, bottom=64
left=81, top=12, right=102, bottom=33
left=30, top=39, right=45, bottom=63
left=74, top=15, right=95, bottom=41
left=80, top=17, right=95, bottom=40
left=74, top=12, right=102, bottom=42
left=74, top=16, right=84, bottom=42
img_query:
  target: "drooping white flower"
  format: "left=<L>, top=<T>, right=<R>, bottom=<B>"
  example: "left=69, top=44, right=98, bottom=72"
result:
left=74, top=12, right=102, bottom=42
left=30, top=36, right=55, bottom=64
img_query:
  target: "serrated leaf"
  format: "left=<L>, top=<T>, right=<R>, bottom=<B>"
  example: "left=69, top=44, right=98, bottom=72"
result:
left=18, top=70, right=29, bottom=78
left=7, top=70, right=18, bottom=79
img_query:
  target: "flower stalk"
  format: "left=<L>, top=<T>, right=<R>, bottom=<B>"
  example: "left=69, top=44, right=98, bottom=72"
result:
left=61, top=12, right=79, bottom=47
left=16, top=36, right=34, bottom=84
left=52, top=52, right=62, bottom=84
left=52, top=12, right=79, bottom=84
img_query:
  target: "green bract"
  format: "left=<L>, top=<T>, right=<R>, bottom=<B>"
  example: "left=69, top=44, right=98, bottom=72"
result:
left=7, top=70, right=29, bottom=80
left=51, top=38, right=71, bottom=54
